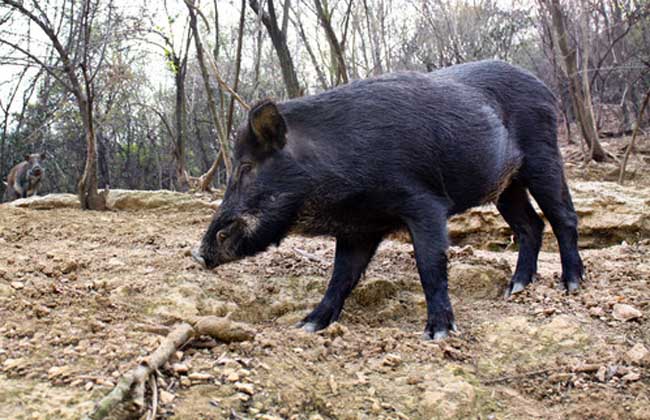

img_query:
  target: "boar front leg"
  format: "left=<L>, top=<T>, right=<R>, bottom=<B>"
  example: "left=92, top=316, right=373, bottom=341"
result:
left=298, top=233, right=382, bottom=332
left=404, top=198, right=456, bottom=340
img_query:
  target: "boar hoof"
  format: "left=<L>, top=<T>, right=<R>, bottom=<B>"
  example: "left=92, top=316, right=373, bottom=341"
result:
left=564, top=279, right=580, bottom=293
left=504, top=281, right=526, bottom=298
left=300, top=322, right=319, bottom=333
left=191, top=248, right=206, bottom=267
left=294, top=320, right=321, bottom=333
left=423, top=322, right=458, bottom=341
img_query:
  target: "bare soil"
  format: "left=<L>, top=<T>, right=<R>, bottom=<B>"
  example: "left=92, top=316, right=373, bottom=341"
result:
left=0, top=140, right=649, bottom=420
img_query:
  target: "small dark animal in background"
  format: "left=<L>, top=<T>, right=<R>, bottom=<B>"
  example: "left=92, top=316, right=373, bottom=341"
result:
left=193, top=60, right=584, bottom=340
left=2, top=153, right=46, bottom=203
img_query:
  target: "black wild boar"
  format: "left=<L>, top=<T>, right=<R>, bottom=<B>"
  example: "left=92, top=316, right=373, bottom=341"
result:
left=2, top=153, right=46, bottom=203
left=193, top=60, right=584, bottom=340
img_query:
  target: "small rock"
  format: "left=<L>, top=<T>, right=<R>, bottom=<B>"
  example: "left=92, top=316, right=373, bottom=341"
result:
left=188, top=372, right=212, bottom=381
left=180, top=377, right=191, bottom=387
left=0, top=283, right=14, bottom=296
left=47, top=365, right=72, bottom=379
left=596, top=366, right=607, bottom=382
left=589, top=307, right=604, bottom=317
left=318, top=322, right=348, bottom=338
left=548, top=373, right=572, bottom=383
left=223, top=369, right=240, bottom=382
left=382, top=353, right=402, bottom=367
left=159, top=390, right=176, bottom=404
left=622, top=371, right=640, bottom=382
left=612, top=304, right=642, bottom=321
left=626, top=344, right=649, bottom=365
left=406, top=373, right=423, bottom=385
left=61, top=260, right=79, bottom=274
left=10, top=281, right=24, bottom=290
left=172, top=363, right=189, bottom=374
left=235, top=382, right=254, bottom=395
left=84, top=381, right=94, bottom=391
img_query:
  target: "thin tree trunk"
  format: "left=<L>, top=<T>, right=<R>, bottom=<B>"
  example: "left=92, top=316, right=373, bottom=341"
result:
left=292, top=9, right=328, bottom=90
left=314, top=0, right=349, bottom=85
left=226, top=0, right=246, bottom=138
left=547, top=0, right=609, bottom=162
left=77, top=99, right=107, bottom=210
left=618, top=87, right=650, bottom=184
left=173, top=66, right=190, bottom=192
left=579, top=0, right=602, bottom=162
left=249, top=0, right=302, bottom=98
left=186, top=0, right=232, bottom=184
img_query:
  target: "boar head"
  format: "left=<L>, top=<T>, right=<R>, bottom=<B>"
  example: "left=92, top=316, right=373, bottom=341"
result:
left=193, top=100, right=308, bottom=268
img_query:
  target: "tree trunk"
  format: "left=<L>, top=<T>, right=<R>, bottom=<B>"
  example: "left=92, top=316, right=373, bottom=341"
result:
left=314, top=0, right=348, bottom=85
left=547, top=0, right=609, bottom=162
left=249, top=0, right=301, bottom=98
left=186, top=0, right=232, bottom=187
left=226, top=0, right=247, bottom=138
left=96, top=129, right=111, bottom=188
left=173, top=62, right=190, bottom=192
left=77, top=99, right=107, bottom=210
left=578, top=0, right=604, bottom=162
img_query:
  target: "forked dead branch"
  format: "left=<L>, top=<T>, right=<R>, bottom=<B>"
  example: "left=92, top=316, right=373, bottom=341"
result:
left=83, top=315, right=255, bottom=420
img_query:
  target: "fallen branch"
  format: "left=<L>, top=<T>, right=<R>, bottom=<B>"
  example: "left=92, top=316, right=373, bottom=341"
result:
left=83, top=316, right=255, bottom=420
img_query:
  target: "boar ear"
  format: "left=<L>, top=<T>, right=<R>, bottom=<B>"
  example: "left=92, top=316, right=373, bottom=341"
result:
left=249, top=100, right=287, bottom=151
left=40, top=153, right=46, bottom=160
left=24, top=154, right=31, bottom=162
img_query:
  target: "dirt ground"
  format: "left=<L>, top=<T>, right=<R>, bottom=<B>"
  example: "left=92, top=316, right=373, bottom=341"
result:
left=0, top=138, right=649, bottom=420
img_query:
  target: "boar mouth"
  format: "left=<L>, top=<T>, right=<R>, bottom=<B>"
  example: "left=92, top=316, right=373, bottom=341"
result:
left=191, top=248, right=207, bottom=268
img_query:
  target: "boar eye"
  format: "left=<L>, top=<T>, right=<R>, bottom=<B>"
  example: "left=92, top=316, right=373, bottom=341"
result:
left=240, top=163, right=252, bottom=176
left=217, top=230, right=228, bottom=242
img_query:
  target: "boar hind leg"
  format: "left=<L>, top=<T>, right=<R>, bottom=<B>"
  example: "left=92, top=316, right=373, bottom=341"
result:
left=298, top=233, right=382, bottom=332
left=497, top=181, right=545, bottom=297
left=405, top=199, right=456, bottom=340
left=525, top=160, right=584, bottom=292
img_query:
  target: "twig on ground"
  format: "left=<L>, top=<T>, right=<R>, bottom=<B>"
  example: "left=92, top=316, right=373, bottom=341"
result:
left=145, top=372, right=158, bottom=420
left=480, top=367, right=561, bottom=385
left=83, top=315, right=255, bottom=420
left=293, top=247, right=328, bottom=265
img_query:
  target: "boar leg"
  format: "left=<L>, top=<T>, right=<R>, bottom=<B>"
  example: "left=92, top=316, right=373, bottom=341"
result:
left=497, top=181, right=545, bottom=297
left=298, top=234, right=382, bottom=332
left=405, top=200, right=456, bottom=340
left=528, top=165, right=584, bottom=292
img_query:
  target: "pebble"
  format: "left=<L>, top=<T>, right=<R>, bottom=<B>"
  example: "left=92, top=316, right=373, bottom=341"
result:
left=235, top=382, right=254, bottom=395
left=626, top=344, right=649, bottom=365
left=172, top=363, right=189, bottom=374
left=622, top=371, right=641, bottom=382
left=10, top=281, right=24, bottom=290
left=159, top=389, right=176, bottom=404
left=382, top=353, right=402, bottom=367
left=589, top=307, right=604, bottom=317
left=612, top=304, right=642, bottom=321
left=188, top=372, right=212, bottom=381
